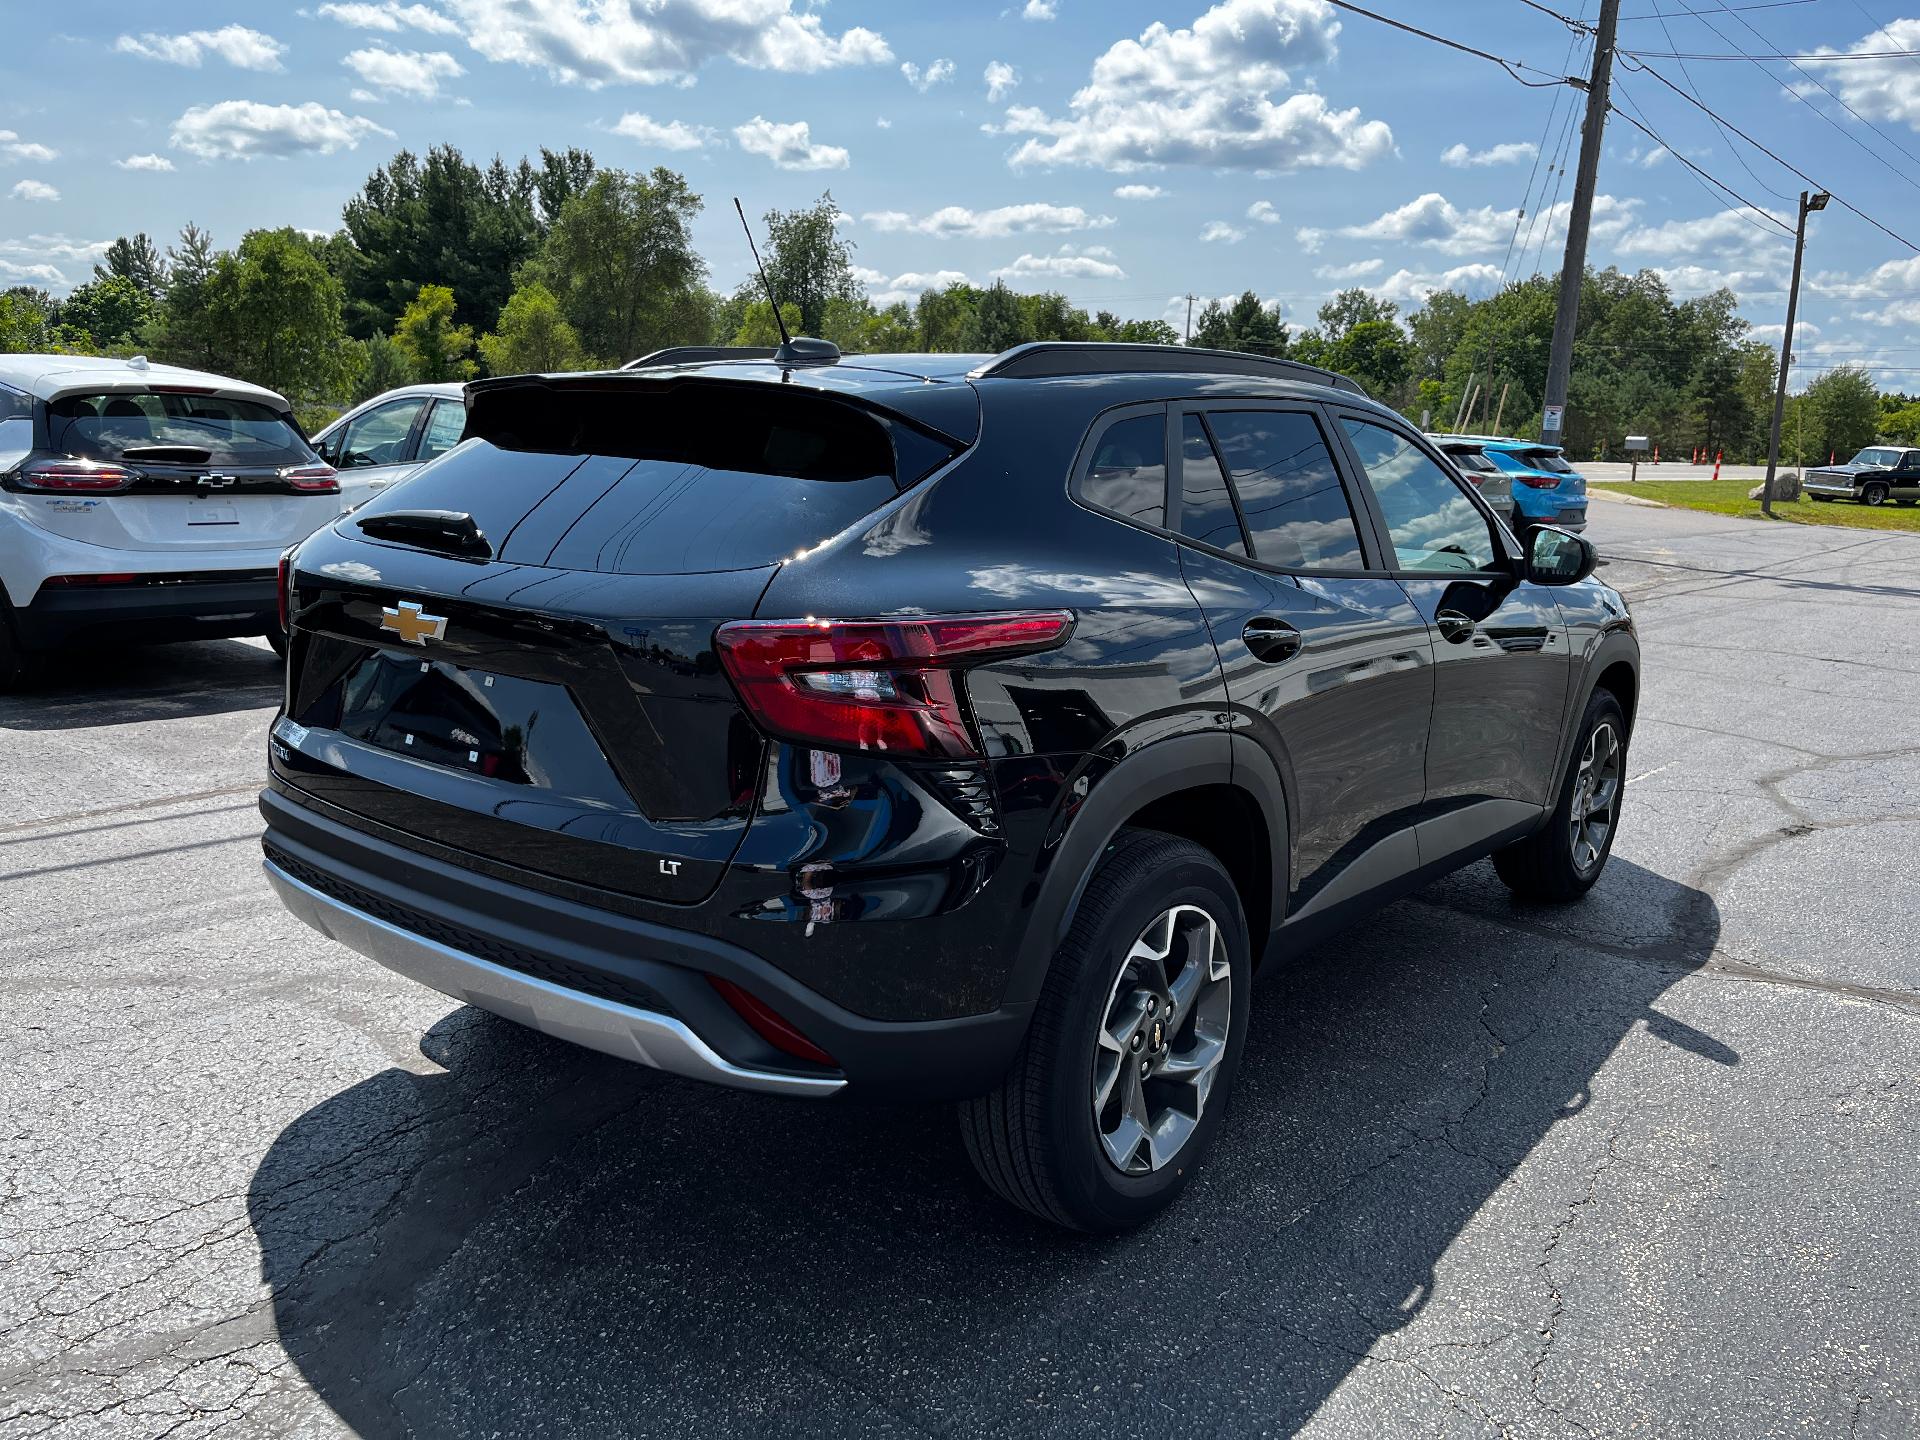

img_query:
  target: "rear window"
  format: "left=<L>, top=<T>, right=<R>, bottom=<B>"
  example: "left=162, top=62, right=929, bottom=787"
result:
left=1445, top=449, right=1498, bottom=473
left=352, top=381, right=955, bottom=576
left=46, top=391, right=311, bottom=467
left=1521, top=450, right=1575, bottom=474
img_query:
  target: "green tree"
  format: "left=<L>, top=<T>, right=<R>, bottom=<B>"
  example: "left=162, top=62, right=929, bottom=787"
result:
left=57, top=275, right=155, bottom=350
left=394, top=284, right=476, bottom=381
left=1318, top=288, right=1398, bottom=342
left=1323, top=319, right=1411, bottom=399
left=730, top=300, right=803, bottom=347
left=531, top=167, right=708, bottom=365
left=965, top=281, right=1028, bottom=352
left=96, top=234, right=168, bottom=301
left=350, top=331, right=414, bottom=403
left=200, top=228, right=351, bottom=404
left=478, top=282, right=583, bottom=374
left=146, top=224, right=222, bottom=372
left=0, top=288, right=55, bottom=351
left=1802, top=366, right=1880, bottom=462
left=749, top=192, right=862, bottom=337
left=1189, top=299, right=1231, bottom=349
left=1882, top=400, right=1920, bottom=445
left=915, top=283, right=979, bottom=350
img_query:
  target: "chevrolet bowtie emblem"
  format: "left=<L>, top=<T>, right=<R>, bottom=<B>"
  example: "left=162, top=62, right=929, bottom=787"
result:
left=380, top=600, right=447, bottom=646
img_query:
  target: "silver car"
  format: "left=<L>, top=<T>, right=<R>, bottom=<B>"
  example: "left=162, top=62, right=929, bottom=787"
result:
left=1435, top=438, right=1517, bottom=528
left=310, top=383, right=466, bottom=511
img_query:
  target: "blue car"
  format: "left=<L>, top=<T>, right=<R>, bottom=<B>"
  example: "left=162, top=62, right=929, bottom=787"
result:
left=1455, top=436, right=1588, bottom=533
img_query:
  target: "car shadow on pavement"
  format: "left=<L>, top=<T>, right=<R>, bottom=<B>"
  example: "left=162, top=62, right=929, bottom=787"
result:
left=0, top=639, right=282, bottom=729
left=248, top=857, right=1727, bottom=1438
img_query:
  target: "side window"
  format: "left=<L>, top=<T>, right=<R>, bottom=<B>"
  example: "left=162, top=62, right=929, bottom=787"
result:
left=1178, top=414, right=1248, bottom=556
left=1078, top=412, right=1166, bottom=528
left=417, top=400, right=467, bottom=463
left=0, top=384, right=30, bottom=422
left=1206, top=410, right=1366, bottom=570
left=337, top=399, right=426, bottom=469
left=1342, top=419, right=1499, bottom=573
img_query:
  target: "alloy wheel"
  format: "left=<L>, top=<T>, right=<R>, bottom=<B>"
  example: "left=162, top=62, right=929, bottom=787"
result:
left=1091, top=904, right=1232, bottom=1175
left=1568, top=721, right=1623, bottom=875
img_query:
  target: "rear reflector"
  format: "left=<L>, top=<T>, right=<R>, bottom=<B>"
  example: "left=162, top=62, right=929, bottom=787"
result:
left=709, top=976, right=838, bottom=1068
left=18, top=460, right=136, bottom=493
left=277, top=550, right=293, bottom=632
left=715, top=612, right=1074, bottom=759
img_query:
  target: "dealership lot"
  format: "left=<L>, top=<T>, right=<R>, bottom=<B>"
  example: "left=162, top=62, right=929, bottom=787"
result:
left=2, top=502, right=1917, bottom=1439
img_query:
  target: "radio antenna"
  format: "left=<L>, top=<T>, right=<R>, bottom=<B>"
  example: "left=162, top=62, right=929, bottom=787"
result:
left=733, top=197, right=792, bottom=347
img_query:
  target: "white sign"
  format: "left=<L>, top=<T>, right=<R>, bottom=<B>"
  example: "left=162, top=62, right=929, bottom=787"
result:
left=1542, top=404, right=1566, bottom=434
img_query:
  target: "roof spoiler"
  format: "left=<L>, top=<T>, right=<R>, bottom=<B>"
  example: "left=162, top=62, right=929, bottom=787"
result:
left=968, top=342, right=1369, bottom=398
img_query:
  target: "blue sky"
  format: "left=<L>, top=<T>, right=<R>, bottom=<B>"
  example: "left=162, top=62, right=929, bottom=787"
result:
left=4, top=0, right=1919, bottom=386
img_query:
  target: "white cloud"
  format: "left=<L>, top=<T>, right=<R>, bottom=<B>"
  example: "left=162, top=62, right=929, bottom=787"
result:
left=342, top=46, right=465, bottom=98
left=1749, top=320, right=1820, bottom=345
left=1805, top=20, right=1920, bottom=131
left=1247, top=199, right=1280, bottom=224
left=1314, top=190, right=1640, bottom=258
left=115, top=25, right=287, bottom=71
left=9, top=181, right=59, bottom=203
left=1369, top=263, right=1504, bottom=304
left=994, top=244, right=1126, bottom=280
left=876, top=116, right=893, bottom=129
left=997, top=0, right=1392, bottom=174
left=902, top=58, right=955, bottom=91
left=1023, top=0, right=1057, bottom=18
left=985, top=61, right=1019, bottom=102
left=0, top=259, right=65, bottom=285
left=4, top=234, right=108, bottom=263
left=0, top=132, right=55, bottom=164
left=441, top=0, right=891, bottom=87
left=862, top=202, right=1114, bottom=238
left=114, top=153, right=176, bottom=172
left=861, top=267, right=972, bottom=305
left=315, top=2, right=463, bottom=35
left=1439, top=140, right=1537, bottom=168
left=1201, top=221, right=1245, bottom=243
left=733, top=115, right=848, bottom=170
left=1614, top=207, right=1790, bottom=268
left=1315, top=257, right=1383, bottom=281
left=171, top=100, right=395, bottom=159
left=1113, top=183, right=1163, bottom=199
left=611, top=112, right=718, bottom=150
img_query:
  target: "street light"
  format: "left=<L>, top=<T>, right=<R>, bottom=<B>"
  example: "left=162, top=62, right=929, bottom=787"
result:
left=1762, top=190, right=1829, bottom=517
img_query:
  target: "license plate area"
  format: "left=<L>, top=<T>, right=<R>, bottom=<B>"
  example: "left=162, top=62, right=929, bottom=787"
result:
left=185, top=501, right=239, bottom=526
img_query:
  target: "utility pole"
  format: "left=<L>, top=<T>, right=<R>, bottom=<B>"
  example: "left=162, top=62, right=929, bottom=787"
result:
left=1762, top=190, right=1828, bottom=516
left=1541, top=0, right=1620, bottom=451
left=1183, top=293, right=1197, bottom=344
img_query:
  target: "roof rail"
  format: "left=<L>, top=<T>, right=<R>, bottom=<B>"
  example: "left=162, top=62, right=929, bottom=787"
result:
left=968, top=342, right=1369, bottom=397
left=622, top=345, right=777, bottom=371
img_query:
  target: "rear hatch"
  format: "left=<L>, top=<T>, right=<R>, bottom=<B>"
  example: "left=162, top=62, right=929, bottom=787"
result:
left=274, top=372, right=971, bottom=905
left=22, top=387, right=337, bottom=552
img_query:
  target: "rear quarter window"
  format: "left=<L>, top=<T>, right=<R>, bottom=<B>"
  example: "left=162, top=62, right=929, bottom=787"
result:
left=1076, top=412, right=1167, bottom=529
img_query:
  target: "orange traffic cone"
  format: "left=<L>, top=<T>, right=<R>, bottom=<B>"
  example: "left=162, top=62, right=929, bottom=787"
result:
left=1712, top=450, right=1722, bottom=480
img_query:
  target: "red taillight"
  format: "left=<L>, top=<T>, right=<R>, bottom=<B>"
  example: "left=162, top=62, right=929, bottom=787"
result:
left=709, top=976, right=838, bottom=1068
left=714, top=612, right=1074, bottom=760
left=43, top=573, right=138, bottom=587
left=19, top=460, right=136, bottom=492
left=281, top=463, right=339, bottom=494
left=1517, top=473, right=1561, bottom=489
left=276, top=551, right=292, bottom=632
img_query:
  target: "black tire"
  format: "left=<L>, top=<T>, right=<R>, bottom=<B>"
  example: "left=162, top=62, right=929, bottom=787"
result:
left=0, top=598, right=34, bottom=694
left=1861, top=483, right=1889, bottom=507
left=958, top=829, right=1251, bottom=1232
left=1493, top=689, right=1628, bottom=903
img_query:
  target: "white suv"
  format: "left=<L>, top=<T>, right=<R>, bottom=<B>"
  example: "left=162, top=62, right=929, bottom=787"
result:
left=0, top=354, right=341, bottom=689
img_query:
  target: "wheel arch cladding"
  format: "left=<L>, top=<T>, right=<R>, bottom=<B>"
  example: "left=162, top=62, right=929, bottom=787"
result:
left=1594, top=658, right=1638, bottom=732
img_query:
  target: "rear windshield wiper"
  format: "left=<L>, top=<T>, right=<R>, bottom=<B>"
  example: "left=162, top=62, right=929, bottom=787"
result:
left=355, top=508, right=493, bottom=561
left=118, top=445, right=214, bottom=464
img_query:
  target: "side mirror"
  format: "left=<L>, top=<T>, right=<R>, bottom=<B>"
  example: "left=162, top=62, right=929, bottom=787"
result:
left=1524, top=525, right=1598, bottom=586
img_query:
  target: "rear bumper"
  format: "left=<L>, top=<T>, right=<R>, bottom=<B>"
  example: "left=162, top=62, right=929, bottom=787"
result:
left=17, top=573, right=277, bottom=649
left=259, top=784, right=1032, bottom=1101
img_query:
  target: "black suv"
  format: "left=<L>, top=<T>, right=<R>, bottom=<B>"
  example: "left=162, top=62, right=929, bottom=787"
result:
left=262, top=342, right=1637, bottom=1231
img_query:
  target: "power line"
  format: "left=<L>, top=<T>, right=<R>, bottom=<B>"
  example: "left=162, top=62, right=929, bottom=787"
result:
left=1618, top=1, right=1814, bottom=16
left=1321, top=0, right=1574, bottom=85
left=1608, top=80, right=1793, bottom=232
left=1619, top=46, right=1920, bottom=59
left=1623, top=58, right=1920, bottom=252
left=1650, top=0, right=1794, bottom=201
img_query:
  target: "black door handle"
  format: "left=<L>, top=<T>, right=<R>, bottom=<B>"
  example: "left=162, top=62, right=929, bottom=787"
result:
left=1435, top=609, right=1476, bottom=644
left=1241, top=617, right=1302, bottom=664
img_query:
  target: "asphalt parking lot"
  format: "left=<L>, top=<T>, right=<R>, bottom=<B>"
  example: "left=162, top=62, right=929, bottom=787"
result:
left=3, top=500, right=1917, bottom=1439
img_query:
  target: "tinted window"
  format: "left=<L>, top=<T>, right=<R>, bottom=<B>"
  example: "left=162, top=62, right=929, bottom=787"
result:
left=45, top=391, right=311, bottom=467
left=0, top=384, right=30, bottom=422
left=337, top=398, right=426, bottom=469
left=1523, top=450, right=1576, bottom=474
left=1178, top=414, right=1246, bottom=555
left=1446, top=449, right=1498, bottom=474
left=1343, top=419, right=1498, bottom=573
left=351, top=385, right=910, bottom=576
left=418, top=400, right=466, bottom=462
left=1080, top=413, right=1166, bottom=527
left=1208, top=410, right=1366, bottom=570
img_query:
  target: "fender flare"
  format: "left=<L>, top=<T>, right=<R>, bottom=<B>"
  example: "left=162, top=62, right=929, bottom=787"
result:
left=1002, top=731, right=1290, bottom=1011
left=1547, top=625, right=1640, bottom=793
